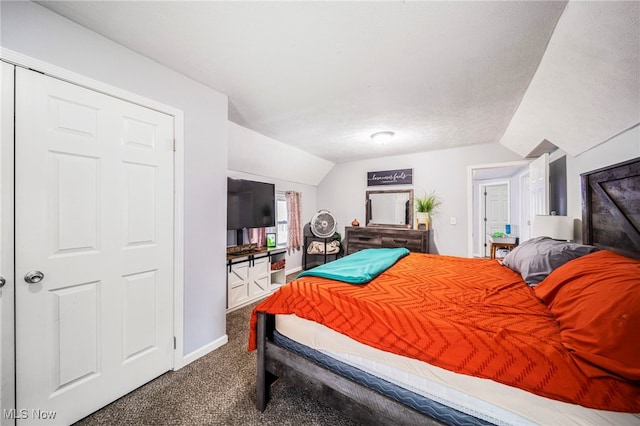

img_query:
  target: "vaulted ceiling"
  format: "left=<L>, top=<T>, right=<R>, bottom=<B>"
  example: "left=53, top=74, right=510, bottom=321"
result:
left=37, top=1, right=639, bottom=163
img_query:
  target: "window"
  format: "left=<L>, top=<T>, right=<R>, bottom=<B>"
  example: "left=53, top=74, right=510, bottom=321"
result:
left=276, top=195, right=288, bottom=247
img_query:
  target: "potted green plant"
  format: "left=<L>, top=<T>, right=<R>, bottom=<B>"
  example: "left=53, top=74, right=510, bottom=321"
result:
left=415, top=191, right=441, bottom=230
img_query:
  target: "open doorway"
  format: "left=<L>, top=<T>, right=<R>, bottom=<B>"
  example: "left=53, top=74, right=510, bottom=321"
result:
left=467, top=161, right=530, bottom=257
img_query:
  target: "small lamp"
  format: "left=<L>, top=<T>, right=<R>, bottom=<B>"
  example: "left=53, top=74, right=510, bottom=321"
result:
left=532, top=215, right=574, bottom=241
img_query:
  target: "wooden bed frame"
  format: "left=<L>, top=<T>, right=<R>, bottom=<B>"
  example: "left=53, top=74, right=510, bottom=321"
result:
left=255, top=313, right=443, bottom=425
left=581, top=156, right=640, bottom=259
left=256, top=156, right=640, bottom=425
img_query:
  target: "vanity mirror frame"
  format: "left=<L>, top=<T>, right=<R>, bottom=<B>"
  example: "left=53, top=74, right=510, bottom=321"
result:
left=365, top=189, right=414, bottom=229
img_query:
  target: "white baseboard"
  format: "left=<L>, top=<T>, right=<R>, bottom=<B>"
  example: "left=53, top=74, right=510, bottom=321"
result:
left=286, top=266, right=302, bottom=276
left=176, top=334, right=228, bottom=370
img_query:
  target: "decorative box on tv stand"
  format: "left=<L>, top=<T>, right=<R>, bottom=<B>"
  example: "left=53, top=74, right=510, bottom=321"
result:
left=226, top=243, right=258, bottom=256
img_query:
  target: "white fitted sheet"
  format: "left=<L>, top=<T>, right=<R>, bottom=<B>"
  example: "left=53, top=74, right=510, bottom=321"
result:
left=276, top=314, right=640, bottom=426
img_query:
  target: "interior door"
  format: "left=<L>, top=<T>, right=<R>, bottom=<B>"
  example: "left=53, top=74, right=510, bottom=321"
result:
left=520, top=172, right=532, bottom=242
left=482, top=183, right=509, bottom=256
left=529, top=153, right=549, bottom=218
left=15, top=68, right=175, bottom=424
left=1, top=61, right=16, bottom=426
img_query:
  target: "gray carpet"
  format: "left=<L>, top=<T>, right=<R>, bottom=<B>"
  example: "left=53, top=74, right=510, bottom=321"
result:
left=75, top=301, right=358, bottom=425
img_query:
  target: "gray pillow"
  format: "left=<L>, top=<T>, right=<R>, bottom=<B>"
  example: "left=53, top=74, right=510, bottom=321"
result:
left=502, top=236, right=599, bottom=286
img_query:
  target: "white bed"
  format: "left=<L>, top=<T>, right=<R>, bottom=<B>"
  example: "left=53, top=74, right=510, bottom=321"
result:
left=276, top=314, right=640, bottom=426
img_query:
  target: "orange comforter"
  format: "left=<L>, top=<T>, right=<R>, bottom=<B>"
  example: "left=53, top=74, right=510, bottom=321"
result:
left=249, top=253, right=640, bottom=412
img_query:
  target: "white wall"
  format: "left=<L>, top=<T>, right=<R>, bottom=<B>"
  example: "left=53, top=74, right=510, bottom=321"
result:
left=500, top=1, right=640, bottom=158
left=566, top=124, right=640, bottom=241
left=1, top=2, right=228, bottom=356
left=317, top=143, right=523, bottom=257
left=228, top=121, right=334, bottom=186
left=226, top=170, right=317, bottom=274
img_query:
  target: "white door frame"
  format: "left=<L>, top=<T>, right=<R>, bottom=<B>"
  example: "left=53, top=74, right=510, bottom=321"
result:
left=1, top=61, right=16, bottom=426
left=0, top=49, right=187, bottom=414
left=466, top=161, right=531, bottom=258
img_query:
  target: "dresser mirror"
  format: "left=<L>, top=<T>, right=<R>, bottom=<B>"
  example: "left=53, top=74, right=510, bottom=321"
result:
left=365, top=189, right=413, bottom=228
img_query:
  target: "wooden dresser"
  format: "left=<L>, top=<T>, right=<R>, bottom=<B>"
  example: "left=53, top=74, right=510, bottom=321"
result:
left=344, top=226, right=429, bottom=254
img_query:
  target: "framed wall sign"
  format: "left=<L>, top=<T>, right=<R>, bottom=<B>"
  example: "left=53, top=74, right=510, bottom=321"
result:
left=367, top=168, right=413, bottom=186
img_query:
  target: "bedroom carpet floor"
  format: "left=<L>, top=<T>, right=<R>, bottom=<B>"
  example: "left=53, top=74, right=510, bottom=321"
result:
left=75, top=292, right=358, bottom=425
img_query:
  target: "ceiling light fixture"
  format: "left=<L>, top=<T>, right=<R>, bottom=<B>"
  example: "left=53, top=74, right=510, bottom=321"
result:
left=370, top=131, right=395, bottom=144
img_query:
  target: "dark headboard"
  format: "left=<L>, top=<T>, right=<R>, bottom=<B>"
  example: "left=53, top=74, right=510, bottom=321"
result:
left=581, top=157, right=640, bottom=259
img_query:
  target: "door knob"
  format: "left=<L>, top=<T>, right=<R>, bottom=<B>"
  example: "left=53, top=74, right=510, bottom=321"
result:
left=24, top=271, right=44, bottom=284
left=0, top=276, right=5, bottom=288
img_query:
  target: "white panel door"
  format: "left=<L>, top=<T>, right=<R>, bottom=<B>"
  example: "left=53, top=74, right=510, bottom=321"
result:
left=520, top=173, right=532, bottom=242
left=482, top=184, right=509, bottom=256
left=15, top=68, right=174, bottom=425
left=529, top=153, right=549, bottom=217
left=1, top=62, right=16, bottom=426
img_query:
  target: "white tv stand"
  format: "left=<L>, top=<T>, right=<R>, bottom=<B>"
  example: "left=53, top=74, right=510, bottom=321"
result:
left=226, top=247, right=286, bottom=312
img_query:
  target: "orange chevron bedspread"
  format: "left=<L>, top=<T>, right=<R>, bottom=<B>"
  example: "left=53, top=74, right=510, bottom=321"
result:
left=249, top=253, right=640, bottom=412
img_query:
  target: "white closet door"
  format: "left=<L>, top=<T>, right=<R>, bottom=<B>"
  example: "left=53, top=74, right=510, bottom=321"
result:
left=15, top=68, right=175, bottom=425
left=1, top=61, right=16, bottom=426
left=483, top=183, right=509, bottom=256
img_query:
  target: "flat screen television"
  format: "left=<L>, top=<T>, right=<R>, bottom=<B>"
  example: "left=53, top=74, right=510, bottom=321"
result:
left=227, top=178, right=275, bottom=230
